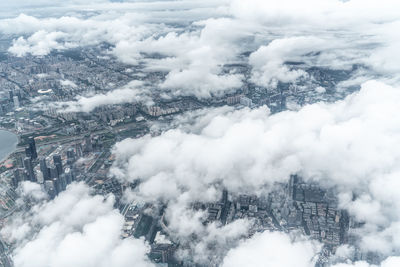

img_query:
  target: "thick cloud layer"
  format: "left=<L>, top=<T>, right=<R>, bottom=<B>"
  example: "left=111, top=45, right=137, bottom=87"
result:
left=231, top=0, right=400, bottom=81
left=1, top=183, right=154, bottom=267
left=1, top=13, right=152, bottom=57
left=111, top=80, right=400, bottom=261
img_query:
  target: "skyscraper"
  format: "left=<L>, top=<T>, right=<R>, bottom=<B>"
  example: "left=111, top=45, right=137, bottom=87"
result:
left=13, top=96, right=20, bottom=108
left=53, top=178, right=62, bottom=196
left=75, top=144, right=83, bottom=158
left=49, top=166, right=59, bottom=179
left=53, top=154, right=63, bottom=175
left=19, top=168, right=28, bottom=181
left=12, top=169, right=21, bottom=188
left=39, top=157, right=50, bottom=181
left=65, top=167, right=76, bottom=183
left=83, top=135, right=93, bottom=153
left=64, top=167, right=73, bottom=184
left=16, top=90, right=22, bottom=101
left=59, top=174, right=67, bottom=191
left=44, top=180, right=56, bottom=199
left=23, top=157, right=36, bottom=182
left=27, top=137, right=37, bottom=160
left=25, top=147, right=32, bottom=159
left=8, top=90, right=13, bottom=102
left=66, top=148, right=76, bottom=165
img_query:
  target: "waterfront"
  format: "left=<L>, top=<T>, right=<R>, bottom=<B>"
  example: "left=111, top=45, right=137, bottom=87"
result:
left=0, top=130, right=18, bottom=162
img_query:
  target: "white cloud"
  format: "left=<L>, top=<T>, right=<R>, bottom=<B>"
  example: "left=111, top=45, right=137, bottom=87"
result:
left=1, top=13, right=244, bottom=98
left=222, top=231, right=320, bottom=267
left=249, top=36, right=325, bottom=87
left=230, top=0, right=400, bottom=85
left=3, top=0, right=400, bottom=98
left=60, top=80, right=78, bottom=88
left=229, top=0, right=400, bottom=28
left=2, top=183, right=154, bottom=267
left=3, top=1, right=400, bottom=265
left=0, top=13, right=151, bottom=56
left=160, top=67, right=243, bottom=98
left=55, top=80, right=150, bottom=112
left=18, top=181, right=48, bottom=201
left=9, top=31, right=70, bottom=56
left=116, top=17, right=247, bottom=97
left=111, top=80, right=400, bottom=258
left=162, top=197, right=252, bottom=264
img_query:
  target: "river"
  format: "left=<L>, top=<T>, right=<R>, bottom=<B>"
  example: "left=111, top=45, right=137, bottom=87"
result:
left=0, top=130, right=18, bottom=162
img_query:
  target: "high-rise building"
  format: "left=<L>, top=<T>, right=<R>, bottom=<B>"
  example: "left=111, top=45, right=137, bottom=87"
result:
left=44, top=180, right=56, bottom=199
left=83, top=135, right=93, bottom=153
left=18, top=156, right=24, bottom=168
left=64, top=167, right=73, bottom=184
left=19, top=168, right=28, bottom=181
left=280, top=91, right=286, bottom=112
left=23, top=157, right=36, bottom=182
left=8, top=90, right=14, bottom=101
left=53, top=154, right=63, bottom=175
left=39, top=157, right=50, bottom=180
left=25, top=147, right=32, bottom=159
left=12, top=169, right=21, bottom=188
left=59, top=174, right=67, bottom=191
left=13, top=96, right=20, bottom=108
left=66, top=148, right=76, bottom=165
left=16, top=90, right=22, bottom=101
left=49, top=166, right=59, bottom=179
left=75, top=144, right=83, bottom=158
left=53, top=178, right=62, bottom=196
left=27, top=137, right=38, bottom=160
left=221, top=189, right=228, bottom=204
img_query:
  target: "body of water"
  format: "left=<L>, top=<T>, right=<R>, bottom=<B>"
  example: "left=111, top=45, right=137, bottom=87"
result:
left=0, top=130, right=18, bottom=162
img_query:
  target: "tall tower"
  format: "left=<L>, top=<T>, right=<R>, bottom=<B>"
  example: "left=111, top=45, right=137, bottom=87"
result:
left=44, top=180, right=56, bottom=199
left=13, top=96, right=20, bottom=108
left=49, top=166, right=59, bottom=179
left=53, top=154, right=63, bottom=176
left=25, top=147, right=32, bottom=159
left=24, top=157, right=36, bottom=182
left=83, top=135, right=93, bottom=153
left=39, top=157, right=50, bottom=181
left=12, top=169, right=21, bottom=188
left=66, top=148, right=76, bottom=165
left=8, top=90, right=14, bottom=102
left=27, top=136, right=38, bottom=160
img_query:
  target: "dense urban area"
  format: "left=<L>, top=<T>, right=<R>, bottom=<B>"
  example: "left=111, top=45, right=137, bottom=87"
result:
left=0, top=41, right=376, bottom=267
